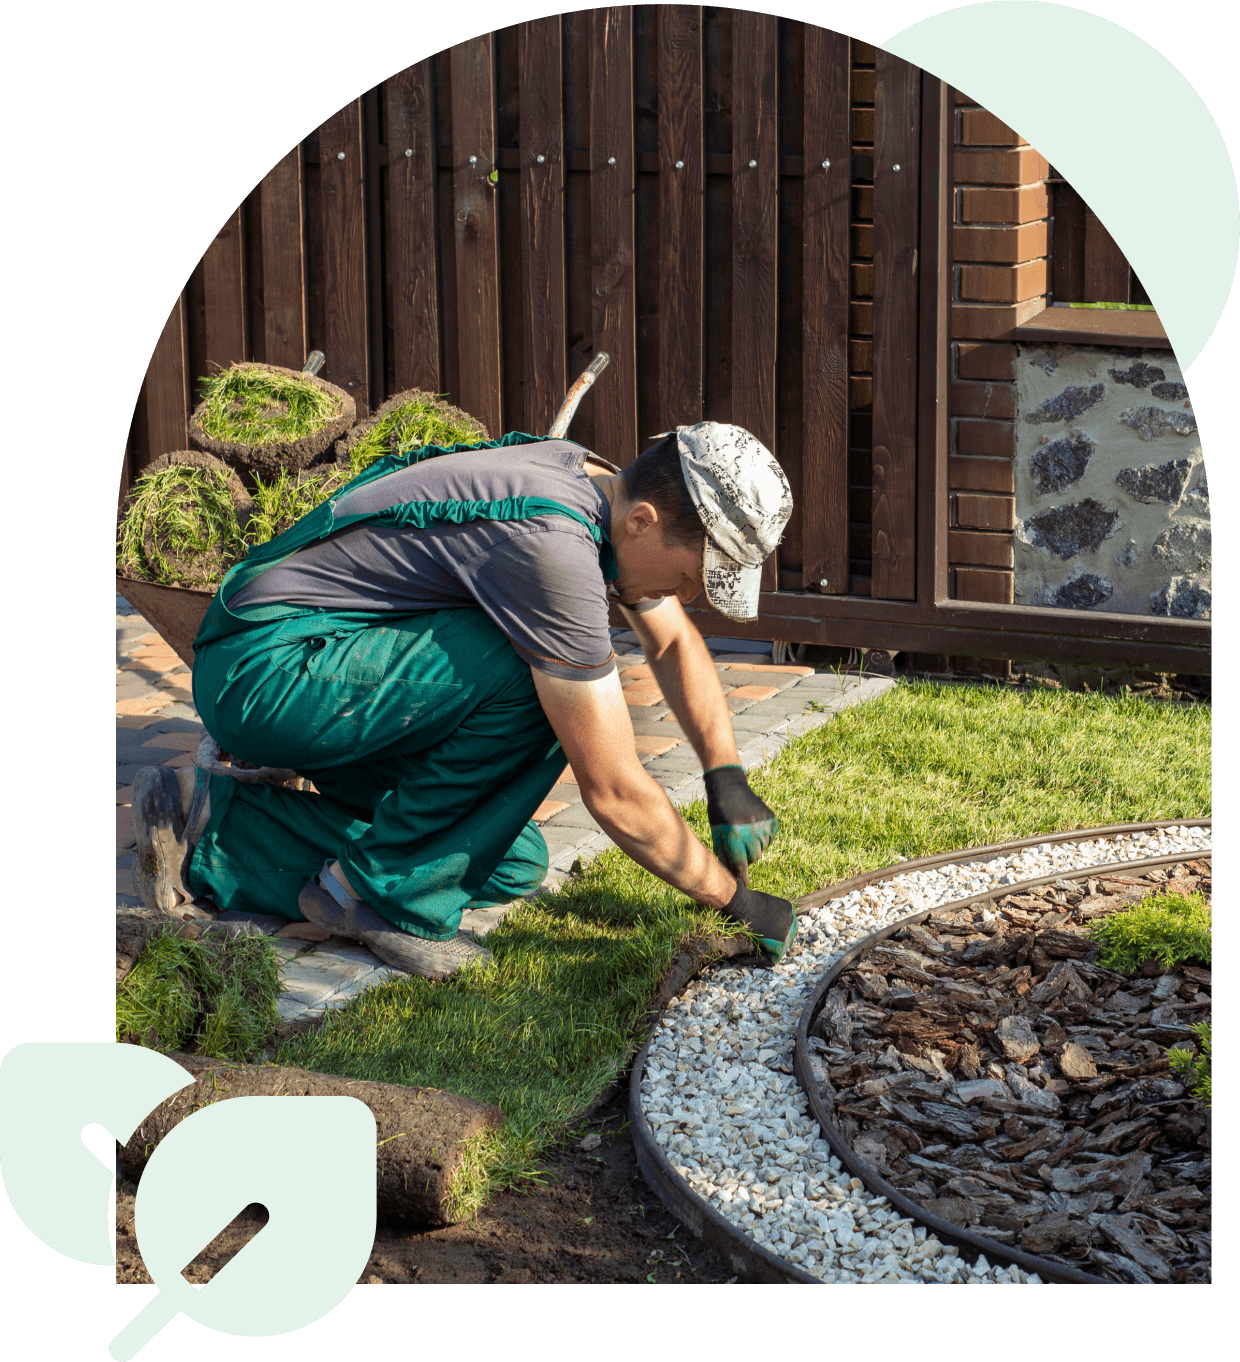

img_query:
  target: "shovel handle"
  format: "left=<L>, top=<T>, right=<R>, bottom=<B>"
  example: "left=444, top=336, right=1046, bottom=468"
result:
left=547, top=352, right=610, bottom=438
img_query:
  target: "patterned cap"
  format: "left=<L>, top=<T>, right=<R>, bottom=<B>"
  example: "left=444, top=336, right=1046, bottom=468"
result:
left=668, top=422, right=793, bottom=620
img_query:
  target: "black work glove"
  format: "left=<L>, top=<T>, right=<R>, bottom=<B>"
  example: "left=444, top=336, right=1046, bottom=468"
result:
left=723, top=883, right=797, bottom=965
left=703, top=764, right=780, bottom=881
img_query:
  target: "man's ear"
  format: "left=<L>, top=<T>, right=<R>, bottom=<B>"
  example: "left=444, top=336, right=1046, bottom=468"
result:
left=625, top=500, right=660, bottom=537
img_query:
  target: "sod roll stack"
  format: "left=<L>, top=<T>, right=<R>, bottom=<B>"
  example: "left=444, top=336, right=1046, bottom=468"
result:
left=117, top=1052, right=504, bottom=1227
left=189, top=361, right=356, bottom=477
left=334, top=388, right=489, bottom=477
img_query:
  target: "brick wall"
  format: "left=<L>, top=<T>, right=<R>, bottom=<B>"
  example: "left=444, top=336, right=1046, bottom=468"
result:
left=948, top=89, right=1052, bottom=614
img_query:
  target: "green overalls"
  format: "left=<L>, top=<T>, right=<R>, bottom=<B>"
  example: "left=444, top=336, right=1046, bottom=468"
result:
left=187, top=432, right=617, bottom=942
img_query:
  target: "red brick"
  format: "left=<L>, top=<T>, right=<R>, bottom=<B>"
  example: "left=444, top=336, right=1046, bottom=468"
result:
left=724, top=663, right=814, bottom=676
left=951, top=298, right=1045, bottom=340
left=956, top=419, right=1015, bottom=457
left=960, top=260, right=1047, bottom=304
left=960, top=110, right=1026, bottom=147
left=954, top=148, right=1048, bottom=186
left=961, top=185, right=1048, bottom=224
left=729, top=684, right=781, bottom=701
left=955, top=567, right=1015, bottom=603
left=140, top=730, right=203, bottom=752
left=116, top=695, right=172, bottom=717
left=957, top=343, right=1016, bottom=382
left=949, top=530, right=1014, bottom=569
left=950, top=456, right=1014, bottom=494
left=956, top=493, right=1016, bottom=532
left=953, top=222, right=1048, bottom=264
left=950, top=380, right=1016, bottom=420
left=533, top=799, right=570, bottom=823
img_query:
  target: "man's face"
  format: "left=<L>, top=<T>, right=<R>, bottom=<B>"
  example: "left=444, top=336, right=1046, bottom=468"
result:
left=611, top=502, right=704, bottom=608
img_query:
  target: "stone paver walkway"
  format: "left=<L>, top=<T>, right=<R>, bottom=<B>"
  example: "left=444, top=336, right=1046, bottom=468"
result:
left=117, top=597, right=893, bottom=1032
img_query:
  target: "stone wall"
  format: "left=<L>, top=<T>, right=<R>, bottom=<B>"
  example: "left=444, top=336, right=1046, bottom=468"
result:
left=1012, top=345, right=1210, bottom=619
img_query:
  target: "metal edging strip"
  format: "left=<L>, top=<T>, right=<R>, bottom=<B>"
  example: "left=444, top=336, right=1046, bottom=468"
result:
left=628, top=818, right=1210, bottom=1284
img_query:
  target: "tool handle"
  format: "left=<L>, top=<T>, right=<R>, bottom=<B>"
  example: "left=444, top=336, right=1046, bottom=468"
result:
left=547, top=352, right=611, bottom=438
left=302, top=350, right=326, bottom=377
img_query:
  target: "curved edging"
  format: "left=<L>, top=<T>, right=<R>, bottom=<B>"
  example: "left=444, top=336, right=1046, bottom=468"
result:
left=794, top=837, right=1211, bottom=1286
left=629, top=816, right=1210, bottom=1283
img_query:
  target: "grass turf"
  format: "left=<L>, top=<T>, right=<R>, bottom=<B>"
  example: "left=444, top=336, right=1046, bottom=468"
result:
left=116, top=464, right=249, bottom=587
left=343, top=392, right=488, bottom=478
left=195, top=365, right=341, bottom=446
left=274, top=679, right=1210, bottom=1216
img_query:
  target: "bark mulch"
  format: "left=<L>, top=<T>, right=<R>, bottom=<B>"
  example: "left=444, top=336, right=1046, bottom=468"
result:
left=807, top=860, right=1212, bottom=1283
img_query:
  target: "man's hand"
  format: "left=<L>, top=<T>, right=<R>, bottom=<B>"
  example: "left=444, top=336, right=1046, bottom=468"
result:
left=531, top=668, right=737, bottom=908
left=723, top=883, right=797, bottom=965
left=703, top=764, right=779, bottom=879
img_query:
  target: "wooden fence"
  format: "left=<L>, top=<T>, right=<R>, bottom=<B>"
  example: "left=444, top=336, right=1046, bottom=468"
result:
left=123, top=8, right=1209, bottom=674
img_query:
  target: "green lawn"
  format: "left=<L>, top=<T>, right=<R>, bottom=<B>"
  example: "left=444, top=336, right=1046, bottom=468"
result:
left=273, top=679, right=1210, bottom=1215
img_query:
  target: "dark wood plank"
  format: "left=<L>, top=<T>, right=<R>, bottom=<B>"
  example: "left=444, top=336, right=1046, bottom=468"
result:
left=519, top=17, right=567, bottom=435
left=1051, top=179, right=1085, bottom=303
left=800, top=24, right=850, bottom=595
left=1083, top=206, right=1130, bottom=303
left=144, top=294, right=190, bottom=462
left=870, top=50, right=920, bottom=601
left=732, top=9, right=779, bottom=591
left=318, top=98, right=370, bottom=416
left=916, top=75, right=951, bottom=606
left=259, top=146, right=306, bottom=369
left=495, top=27, right=525, bottom=438
left=589, top=6, right=638, bottom=467
left=202, top=208, right=248, bottom=373
left=657, top=5, right=704, bottom=430
left=450, top=35, right=503, bottom=438
left=363, top=89, right=386, bottom=411
left=386, top=60, right=442, bottom=393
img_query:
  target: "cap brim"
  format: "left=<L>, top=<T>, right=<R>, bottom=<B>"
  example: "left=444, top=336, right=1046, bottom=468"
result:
left=702, top=539, right=762, bottom=620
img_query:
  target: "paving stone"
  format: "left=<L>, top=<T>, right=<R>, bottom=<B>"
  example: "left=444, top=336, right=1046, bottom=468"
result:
left=117, top=806, right=136, bottom=853
left=533, top=798, right=570, bottom=822
left=116, top=695, right=175, bottom=717
left=629, top=712, right=681, bottom=736
left=554, top=765, right=578, bottom=785
left=623, top=689, right=664, bottom=707
left=543, top=805, right=604, bottom=833
left=730, top=681, right=779, bottom=702
left=721, top=663, right=814, bottom=677
left=116, top=784, right=134, bottom=805
left=140, top=730, right=203, bottom=752
left=460, top=901, right=520, bottom=939
left=619, top=664, right=654, bottom=680
left=117, top=865, right=134, bottom=895
left=725, top=694, right=759, bottom=714
left=116, top=716, right=160, bottom=730
left=634, top=735, right=681, bottom=756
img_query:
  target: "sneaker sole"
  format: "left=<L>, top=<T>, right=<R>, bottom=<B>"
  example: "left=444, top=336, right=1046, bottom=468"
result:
left=297, top=878, right=492, bottom=981
left=131, top=767, right=195, bottom=915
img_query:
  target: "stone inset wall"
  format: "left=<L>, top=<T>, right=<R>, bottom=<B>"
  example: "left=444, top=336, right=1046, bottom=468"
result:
left=1013, top=346, right=1209, bottom=618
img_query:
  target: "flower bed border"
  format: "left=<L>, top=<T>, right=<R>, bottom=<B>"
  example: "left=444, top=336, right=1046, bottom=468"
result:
left=628, top=817, right=1210, bottom=1284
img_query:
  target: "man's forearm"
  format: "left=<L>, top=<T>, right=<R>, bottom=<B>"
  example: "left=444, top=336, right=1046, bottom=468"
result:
left=625, top=605, right=739, bottom=770
left=585, top=771, right=737, bottom=907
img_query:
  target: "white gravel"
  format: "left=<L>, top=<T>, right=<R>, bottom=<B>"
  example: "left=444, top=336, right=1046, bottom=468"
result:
left=639, top=823, right=1211, bottom=1284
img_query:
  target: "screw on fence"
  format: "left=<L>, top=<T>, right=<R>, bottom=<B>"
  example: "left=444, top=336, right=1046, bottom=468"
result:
left=404, top=148, right=412, bottom=157
left=608, top=156, right=616, bottom=165
left=822, top=159, right=830, bottom=168
left=337, top=152, right=346, bottom=160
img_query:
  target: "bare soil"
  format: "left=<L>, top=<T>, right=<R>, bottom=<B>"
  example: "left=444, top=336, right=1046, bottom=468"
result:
left=114, top=1085, right=736, bottom=1285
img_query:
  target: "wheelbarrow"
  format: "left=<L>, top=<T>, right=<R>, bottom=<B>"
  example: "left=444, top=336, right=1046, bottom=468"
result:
left=116, top=353, right=611, bottom=668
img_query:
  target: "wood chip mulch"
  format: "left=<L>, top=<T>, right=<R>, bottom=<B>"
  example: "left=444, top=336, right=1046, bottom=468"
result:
left=806, top=859, right=1211, bottom=1283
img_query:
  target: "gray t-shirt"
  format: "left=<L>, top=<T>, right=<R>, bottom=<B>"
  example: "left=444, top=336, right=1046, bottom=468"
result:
left=230, top=439, right=654, bottom=681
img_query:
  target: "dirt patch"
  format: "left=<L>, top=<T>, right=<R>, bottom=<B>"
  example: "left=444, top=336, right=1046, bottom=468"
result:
left=115, top=1085, right=737, bottom=1285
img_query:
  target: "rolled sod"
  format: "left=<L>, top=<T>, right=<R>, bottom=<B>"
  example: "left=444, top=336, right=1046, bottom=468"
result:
left=117, top=1051, right=504, bottom=1227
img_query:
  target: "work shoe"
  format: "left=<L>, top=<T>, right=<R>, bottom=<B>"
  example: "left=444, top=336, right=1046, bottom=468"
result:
left=131, top=765, right=212, bottom=917
left=298, top=862, right=493, bottom=982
